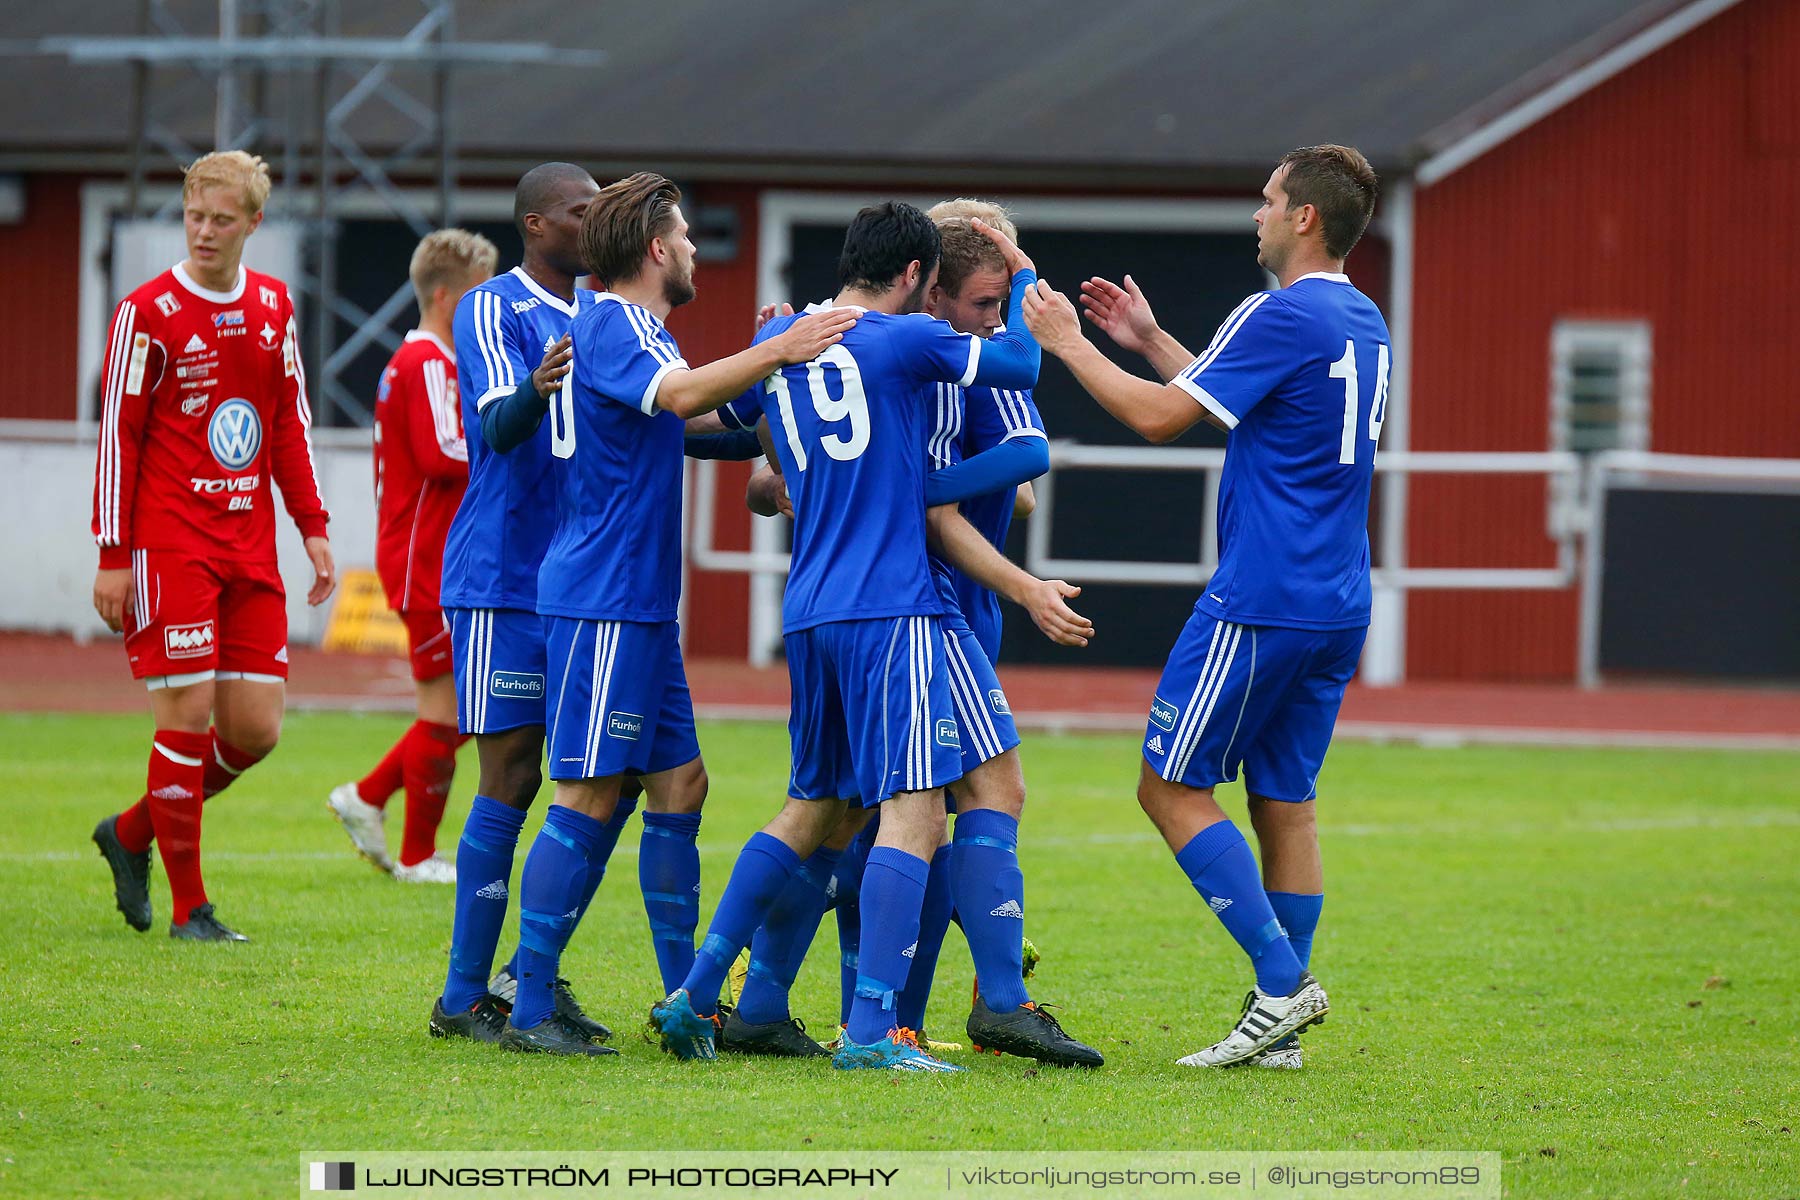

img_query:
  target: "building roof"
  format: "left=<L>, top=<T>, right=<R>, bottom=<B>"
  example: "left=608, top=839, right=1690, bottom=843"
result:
left=0, top=0, right=1715, bottom=185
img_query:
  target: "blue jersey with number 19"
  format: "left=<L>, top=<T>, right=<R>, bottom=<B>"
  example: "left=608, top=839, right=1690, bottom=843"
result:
left=1171, top=272, right=1390, bottom=631
left=441, top=267, right=601, bottom=611
left=725, top=272, right=1041, bottom=633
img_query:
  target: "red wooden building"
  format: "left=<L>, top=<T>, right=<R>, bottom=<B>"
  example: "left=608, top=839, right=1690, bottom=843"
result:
left=1, top=0, right=1792, bottom=679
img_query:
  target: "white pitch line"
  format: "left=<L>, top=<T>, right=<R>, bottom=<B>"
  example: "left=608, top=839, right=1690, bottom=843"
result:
left=13, top=809, right=1797, bottom=864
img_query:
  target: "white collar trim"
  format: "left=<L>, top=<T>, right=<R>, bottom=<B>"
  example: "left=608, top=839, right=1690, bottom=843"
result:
left=172, top=261, right=246, bottom=304
left=510, top=266, right=578, bottom=317
left=1291, top=271, right=1351, bottom=285
left=405, top=329, right=453, bottom=357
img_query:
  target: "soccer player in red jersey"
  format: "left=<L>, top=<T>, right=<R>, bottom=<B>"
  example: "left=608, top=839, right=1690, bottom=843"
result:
left=89, top=150, right=336, bottom=942
left=327, top=230, right=497, bottom=882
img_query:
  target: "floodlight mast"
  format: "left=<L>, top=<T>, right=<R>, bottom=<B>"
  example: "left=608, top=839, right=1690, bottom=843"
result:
left=22, top=0, right=600, bottom=428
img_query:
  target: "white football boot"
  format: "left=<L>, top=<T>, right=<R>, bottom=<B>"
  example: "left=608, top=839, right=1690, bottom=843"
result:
left=326, top=783, right=392, bottom=873
left=1177, top=973, right=1328, bottom=1068
left=392, top=853, right=457, bottom=884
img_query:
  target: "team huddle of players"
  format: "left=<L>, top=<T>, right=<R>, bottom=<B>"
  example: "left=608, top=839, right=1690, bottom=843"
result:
left=91, top=144, right=1388, bottom=1073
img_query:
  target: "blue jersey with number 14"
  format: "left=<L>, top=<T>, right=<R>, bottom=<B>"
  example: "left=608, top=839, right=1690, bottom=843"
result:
left=1171, top=272, right=1390, bottom=631
left=725, top=276, right=1041, bottom=634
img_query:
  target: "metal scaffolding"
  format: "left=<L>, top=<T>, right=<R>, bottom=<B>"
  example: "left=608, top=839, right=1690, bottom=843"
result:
left=23, top=0, right=600, bottom=426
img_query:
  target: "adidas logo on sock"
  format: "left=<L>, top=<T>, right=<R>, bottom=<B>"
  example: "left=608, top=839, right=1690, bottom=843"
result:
left=901, top=941, right=917, bottom=959
left=150, top=784, right=194, bottom=800
left=989, top=899, right=1024, bottom=919
left=825, top=878, right=838, bottom=899
left=1147, top=734, right=1165, bottom=754
left=475, top=879, right=507, bottom=900
left=1208, top=896, right=1234, bottom=913
left=692, top=883, right=701, bottom=894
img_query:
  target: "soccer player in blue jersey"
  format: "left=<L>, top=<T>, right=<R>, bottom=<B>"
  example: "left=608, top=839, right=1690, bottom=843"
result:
left=1022, top=145, right=1387, bottom=1069
left=649, top=202, right=1090, bottom=1071
left=424, top=163, right=627, bottom=1047
left=497, top=173, right=856, bottom=1056
left=724, top=206, right=1100, bottom=1067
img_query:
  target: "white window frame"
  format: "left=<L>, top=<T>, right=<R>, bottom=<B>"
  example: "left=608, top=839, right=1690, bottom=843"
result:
left=1548, top=319, right=1652, bottom=536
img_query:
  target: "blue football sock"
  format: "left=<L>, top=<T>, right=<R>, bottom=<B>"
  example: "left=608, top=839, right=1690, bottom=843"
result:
left=511, top=805, right=605, bottom=1029
left=1174, top=821, right=1303, bottom=995
left=894, top=843, right=954, bottom=1030
left=950, top=809, right=1031, bottom=1011
left=639, top=810, right=703, bottom=995
left=735, top=845, right=841, bottom=1025
left=679, top=832, right=801, bottom=1015
left=846, top=846, right=930, bottom=1045
left=830, top=823, right=875, bottom=1024
left=440, top=796, right=527, bottom=1013
left=576, top=794, right=638, bottom=922
left=1267, top=890, right=1324, bottom=972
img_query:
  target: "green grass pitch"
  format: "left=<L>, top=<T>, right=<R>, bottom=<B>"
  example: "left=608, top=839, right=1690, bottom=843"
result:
left=0, top=711, right=1795, bottom=1198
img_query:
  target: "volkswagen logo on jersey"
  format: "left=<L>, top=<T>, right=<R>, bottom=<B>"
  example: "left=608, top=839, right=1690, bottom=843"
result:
left=207, top=398, right=263, bottom=470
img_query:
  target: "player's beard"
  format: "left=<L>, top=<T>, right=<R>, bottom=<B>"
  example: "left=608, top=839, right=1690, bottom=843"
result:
left=664, top=262, right=697, bottom=309
left=899, top=272, right=931, bottom=315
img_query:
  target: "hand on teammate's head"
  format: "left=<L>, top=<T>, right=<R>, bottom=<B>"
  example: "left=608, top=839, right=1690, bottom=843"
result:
left=969, top=218, right=1034, bottom=277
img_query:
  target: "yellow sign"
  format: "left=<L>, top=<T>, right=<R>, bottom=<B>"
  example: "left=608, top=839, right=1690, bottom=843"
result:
left=322, top=569, right=409, bottom=655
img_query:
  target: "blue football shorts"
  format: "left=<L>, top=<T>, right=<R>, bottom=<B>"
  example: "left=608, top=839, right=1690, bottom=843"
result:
left=448, top=606, right=548, bottom=735
left=939, top=605, right=1021, bottom=778
left=785, top=615, right=963, bottom=807
left=1142, top=608, right=1367, bottom=802
left=543, top=617, right=700, bottom=783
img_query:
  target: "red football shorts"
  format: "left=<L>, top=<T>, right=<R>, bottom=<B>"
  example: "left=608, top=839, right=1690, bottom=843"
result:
left=400, top=606, right=453, bottom=682
left=122, top=549, right=288, bottom=686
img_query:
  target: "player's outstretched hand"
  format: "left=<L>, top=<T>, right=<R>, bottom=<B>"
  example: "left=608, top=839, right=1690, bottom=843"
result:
left=970, top=218, right=1035, bottom=277
left=755, top=302, right=795, bottom=333
left=531, top=334, right=573, bottom=397
left=1080, top=275, right=1161, bottom=355
left=769, top=306, right=859, bottom=364
left=1021, top=279, right=1083, bottom=358
left=304, top=536, right=337, bottom=606
left=1022, top=578, right=1094, bottom=647
left=92, top=567, right=132, bottom=633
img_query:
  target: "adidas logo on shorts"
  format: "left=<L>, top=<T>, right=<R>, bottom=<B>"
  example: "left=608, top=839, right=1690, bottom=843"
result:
left=901, top=941, right=917, bottom=959
left=1147, top=734, right=1165, bottom=755
left=475, top=879, right=508, bottom=900
left=989, top=899, right=1024, bottom=919
left=1208, top=896, right=1234, bottom=913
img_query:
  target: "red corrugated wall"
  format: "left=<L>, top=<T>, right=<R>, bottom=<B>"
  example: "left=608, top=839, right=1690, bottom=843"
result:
left=663, top=182, right=761, bottom=659
left=0, top=175, right=84, bottom=420
left=1407, top=0, right=1800, bottom=679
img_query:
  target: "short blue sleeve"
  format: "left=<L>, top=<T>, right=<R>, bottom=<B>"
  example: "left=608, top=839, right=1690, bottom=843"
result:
left=888, top=314, right=985, bottom=387
left=963, top=386, right=1045, bottom=451
left=1171, top=292, right=1298, bottom=430
left=454, top=287, right=531, bottom=412
left=577, top=300, right=690, bottom=415
left=719, top=387, right=763, bottom=431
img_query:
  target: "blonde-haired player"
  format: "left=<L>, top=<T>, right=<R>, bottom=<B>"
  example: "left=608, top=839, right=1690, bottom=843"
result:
left=91, top=150, right=334, bottom=941
left=328, top=229, right=498, bottom=880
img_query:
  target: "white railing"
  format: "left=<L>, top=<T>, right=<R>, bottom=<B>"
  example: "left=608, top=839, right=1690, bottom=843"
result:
left=1025, top=444, right=1585, bottom=591
left=687, top=446, right=1800, bottom=685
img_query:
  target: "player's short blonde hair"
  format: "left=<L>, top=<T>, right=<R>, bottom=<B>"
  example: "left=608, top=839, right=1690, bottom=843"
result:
left=182, top=150, right=273, bottom=216
left=927, top=198, right=1018, bottom=298
left=409, top=228, right=499, bottom=311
